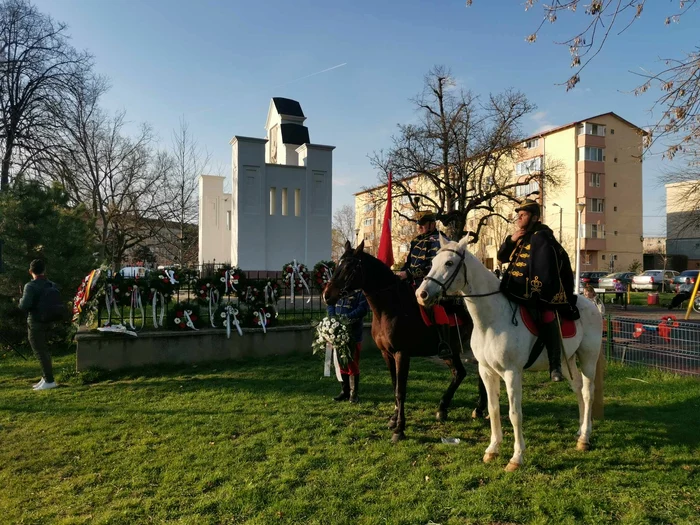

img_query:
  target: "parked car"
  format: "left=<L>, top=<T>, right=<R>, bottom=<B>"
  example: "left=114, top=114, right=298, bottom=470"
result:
left=631, top=270, right=679, bottom=292
left=598, top=272, right=636, bottom=291
left=579, top=271, right=608, bottom=291
left=672, top=269, right=699, bottom=291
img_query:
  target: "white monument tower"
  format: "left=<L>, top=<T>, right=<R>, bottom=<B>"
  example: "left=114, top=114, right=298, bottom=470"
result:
left=198, top=98, right=334, bottom=270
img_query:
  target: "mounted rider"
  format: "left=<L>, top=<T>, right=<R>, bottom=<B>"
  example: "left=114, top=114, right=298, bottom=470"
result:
left=497, top=198, right=579, bottom=382
left=398, top=211, right=449, bottom=287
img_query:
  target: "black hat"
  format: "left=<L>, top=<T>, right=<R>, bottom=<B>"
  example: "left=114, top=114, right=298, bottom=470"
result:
left=514, top=198, right=540, bottom=216
left=416, top=210, right=436, bottom=225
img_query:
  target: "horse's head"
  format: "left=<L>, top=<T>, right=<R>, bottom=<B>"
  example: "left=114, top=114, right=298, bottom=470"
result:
left=416, top=236, right=470, bottom=307
left=323, top=240, right=365, bottom=305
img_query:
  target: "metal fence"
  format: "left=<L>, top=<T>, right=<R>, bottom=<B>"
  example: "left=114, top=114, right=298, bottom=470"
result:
left=604, top=315, right=700, bottom=377
left=96, top=267, right=330, bottom=328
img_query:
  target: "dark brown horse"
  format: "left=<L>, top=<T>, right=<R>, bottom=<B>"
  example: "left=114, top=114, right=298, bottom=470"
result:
left=324, top=241, right=487, bottom=442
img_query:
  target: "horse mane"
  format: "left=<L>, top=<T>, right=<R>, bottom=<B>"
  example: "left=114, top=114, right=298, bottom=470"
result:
left=357, top=250, right=403, bottom=293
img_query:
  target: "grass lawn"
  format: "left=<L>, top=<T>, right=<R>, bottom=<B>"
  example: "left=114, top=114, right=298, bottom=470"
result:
left=1, top=348, right=699, bottom=524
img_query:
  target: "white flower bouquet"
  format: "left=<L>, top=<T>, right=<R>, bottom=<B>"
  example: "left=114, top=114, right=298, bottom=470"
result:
left=312, top=315, right=354, bottom=366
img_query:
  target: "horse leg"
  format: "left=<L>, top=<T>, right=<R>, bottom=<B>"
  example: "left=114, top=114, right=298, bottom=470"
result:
left=563, top=357, right=585, bottom=437
left=480, top=365, right=502, bottom=463
left=472, top=374, right=488, bottom=420
left=382, top=351, right=399, bottom=430
left=436, top=353, right=466, bottom=422
left=391, top=353, right=410, bottom=443
left=575, top=350, right=598, bottom=451
left=503, top=369, right=525, bottom=471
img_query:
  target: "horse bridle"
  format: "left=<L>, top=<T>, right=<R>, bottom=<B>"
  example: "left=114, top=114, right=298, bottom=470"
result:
left=333, top=255, right=364, bottom=299
left=423, top=248, right=501, bottom=299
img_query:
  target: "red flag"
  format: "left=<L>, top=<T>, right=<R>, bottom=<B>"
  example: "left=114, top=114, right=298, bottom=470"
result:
left=377, top=172, right=394, bottom=267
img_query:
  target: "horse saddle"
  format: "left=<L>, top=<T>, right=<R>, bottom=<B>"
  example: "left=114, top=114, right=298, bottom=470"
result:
left=419, top=304, right=467, bottom=327
left=520, top=306, right=576, bottom=338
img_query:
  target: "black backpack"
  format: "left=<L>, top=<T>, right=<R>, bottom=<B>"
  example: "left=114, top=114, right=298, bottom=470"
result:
left=35, top=282, right=68, bottom=323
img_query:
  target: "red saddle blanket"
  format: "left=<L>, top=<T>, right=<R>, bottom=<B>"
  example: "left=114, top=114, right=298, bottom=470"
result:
left=420, top=305, right=465, bottom=327
left=520, top=306, right=576, bottom=338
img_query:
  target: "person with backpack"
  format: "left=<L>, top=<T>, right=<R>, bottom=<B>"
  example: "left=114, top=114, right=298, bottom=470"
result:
left=18, top=259, right=64, bottom=391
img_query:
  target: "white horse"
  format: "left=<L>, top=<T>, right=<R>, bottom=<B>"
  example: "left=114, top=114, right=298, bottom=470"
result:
left=416, top=236, right=602, bottom=471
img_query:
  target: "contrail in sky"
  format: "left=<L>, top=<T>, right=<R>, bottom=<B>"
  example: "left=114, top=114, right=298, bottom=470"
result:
left=272, top=62, right=347, bottom=88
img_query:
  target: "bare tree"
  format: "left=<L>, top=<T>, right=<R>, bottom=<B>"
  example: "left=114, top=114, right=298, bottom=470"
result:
left=0, top=0, right=93, bottom=190
left=370, top=66, right=561, bottom=241
left=154, top=118, right=209, bottom=266
left=466, top=1, right=699, bottom=159
left=332, top=204, right=356, bottom=259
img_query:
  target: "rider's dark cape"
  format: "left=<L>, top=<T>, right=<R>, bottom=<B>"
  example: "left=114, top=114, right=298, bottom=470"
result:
left=497, top=223, right=579, bottom=320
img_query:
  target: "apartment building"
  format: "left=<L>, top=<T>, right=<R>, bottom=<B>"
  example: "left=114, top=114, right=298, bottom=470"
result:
left=355, top=112, right=645, bottom=272
left=666, top=180, right=700, bottom=269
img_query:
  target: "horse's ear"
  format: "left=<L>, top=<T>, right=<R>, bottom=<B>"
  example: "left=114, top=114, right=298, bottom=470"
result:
left=344, top=240, right=352, bottom=252
left=354, top=240, right=365, bottom=255
left=439, top=233, right=449, bottom=249
left=458, top=234, right=471, bottom=249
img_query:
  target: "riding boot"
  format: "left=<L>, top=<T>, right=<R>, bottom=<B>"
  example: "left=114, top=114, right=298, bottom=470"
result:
left=349, top=374, right=360, bottom=404
left=539, top=318, right=564, bottom=382
left=334, top=374, right=350, bottom=401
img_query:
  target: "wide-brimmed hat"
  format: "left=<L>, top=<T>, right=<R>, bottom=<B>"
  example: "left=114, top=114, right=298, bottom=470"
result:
left=514, top=198, right=540, bottom=216
left=415, top=210, right=437, bottom=225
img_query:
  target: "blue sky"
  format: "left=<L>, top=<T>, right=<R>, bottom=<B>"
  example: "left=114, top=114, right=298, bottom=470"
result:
left=33, top=0, right=699, bottom=236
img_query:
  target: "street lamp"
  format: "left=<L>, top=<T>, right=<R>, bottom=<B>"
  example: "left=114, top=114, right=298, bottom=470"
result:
left=552, top=203, right=563, bottom=243
left=575, top=201, right=586, bottom=294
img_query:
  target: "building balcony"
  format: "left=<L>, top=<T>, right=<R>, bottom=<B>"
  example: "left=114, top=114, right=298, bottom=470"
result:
left=577, top=134, right=606, bottom=148
left=577, top=174, right=605, bottom=199
left=581, top=237, right=606, bottom=251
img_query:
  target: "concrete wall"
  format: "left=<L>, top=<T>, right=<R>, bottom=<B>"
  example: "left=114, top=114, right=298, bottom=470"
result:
left=198, top=175, right=232, bottom=264
left=76, top=325, right=377, bottom=371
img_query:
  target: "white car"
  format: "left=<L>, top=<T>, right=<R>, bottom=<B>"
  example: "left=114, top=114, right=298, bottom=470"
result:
left=120, top=266, right=148, bottom=278
left=631, top=270, right=679, bottom=292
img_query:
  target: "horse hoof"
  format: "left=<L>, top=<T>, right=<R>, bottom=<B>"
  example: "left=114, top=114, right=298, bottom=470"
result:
left=388, top=418, right=398, bottom=430
left=505, top=461, right=521, bottom=472
left=436, top=409, right=447, bottom=422
left=483, top=452, right=499, bottom=463
left=576, top=440, right=591, bottom=452
left=391, top=431, right=406, bottom=443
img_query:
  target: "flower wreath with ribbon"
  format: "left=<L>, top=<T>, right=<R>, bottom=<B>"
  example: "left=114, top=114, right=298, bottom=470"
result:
left=216, top=265, right=247, bottom=297
left=312, top=260, right=336, bottom=291
left=120, top=278, right=147, bottom=331
left=148, top=269, right=180, bottom=328
left=242, top=283, right=263, bottom=306
left=103, top=271, right=127, bottom=325
left=262, top=279, right=281, bottom=306
left=213, top=301, right=247, bottom=338
left=167, top=301, right=203, bottom=331
left=282, top=260, right=311, bottom=302
left=245, top=305, right=278, bottom=334
left=72, top=268, right=104, bottom=326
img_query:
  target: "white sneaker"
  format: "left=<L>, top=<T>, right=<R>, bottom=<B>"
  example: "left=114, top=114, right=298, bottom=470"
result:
left=32, top=378, right=45, bottom=389
left=34, top=381, right=58, bottom=391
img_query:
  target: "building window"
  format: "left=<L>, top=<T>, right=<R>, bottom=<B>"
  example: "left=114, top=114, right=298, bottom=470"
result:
left=602, top=254, right=606, bottom=260
left=588, top=224, right=605, bottom=239
left=363, top=218, right=374, bottom=227
left=524, top=138, right=539, bottom=149
left=295, top=189, right=301, bottom=216
left=281, top=188, right=288, bottom=216
left=588, top=198, right=604, bottom=212
left=269, top=187, right=276, bottom=216
left=589, top=173, right=601, bottom=187
left=269, top=125, right=278, bottom=163
left=515, top=156, right=542, bottom=175
left=515, top=180, right=540, bottom=198
left=614, top=206, right=617, bottom=211
left=579, top=147, right=604, bottom=162
left=577, top=123, right=606, bottom=136
left=226, top=210, right=231, bottom=231
left=364, top=203, right=375, bottom=213
left=614, top=231, right=618, bottom=235
left=610, top=128, right=615, bottom=135
left=366, top=232, right=375, bottom=241
left=613, top=182, right=618, bottom=187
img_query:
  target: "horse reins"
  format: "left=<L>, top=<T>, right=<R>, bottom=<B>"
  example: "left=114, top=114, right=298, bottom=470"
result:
left=423, top=248, right=501, bottom=299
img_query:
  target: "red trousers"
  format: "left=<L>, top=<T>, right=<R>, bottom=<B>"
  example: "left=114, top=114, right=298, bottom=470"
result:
left=340, top=342, right=362, bottom=376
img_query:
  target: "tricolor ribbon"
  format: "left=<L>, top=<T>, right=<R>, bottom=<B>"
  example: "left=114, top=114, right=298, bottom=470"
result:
left=287, top=259, right=311, bottom=303
left=129, top=285, right=145, bottom=331
left=184, top=309, right=199, bottom=331
left=151, top=291, right=166, bottom=328
left=208, top=288, right=221, bottom=328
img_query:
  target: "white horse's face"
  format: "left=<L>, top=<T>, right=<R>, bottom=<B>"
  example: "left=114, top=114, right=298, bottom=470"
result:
left=416, top=241, right=466, bottom=307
